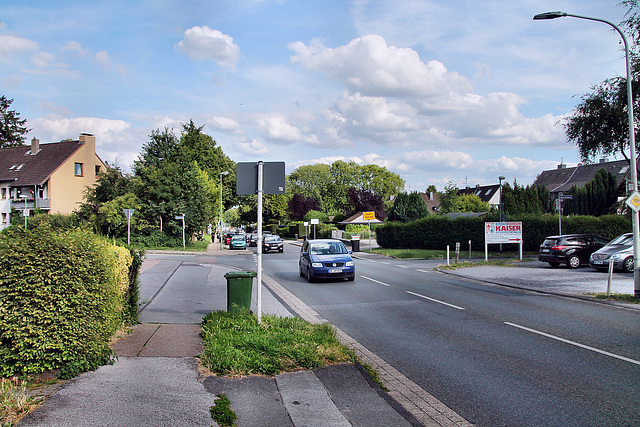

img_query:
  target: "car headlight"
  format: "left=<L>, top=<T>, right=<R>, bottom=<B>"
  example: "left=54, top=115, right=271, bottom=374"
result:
left=311, top=262, right=323, bottom=268
left=345, top=261, right=354, bottom=266
left=611, top=254, right=623, bottom=261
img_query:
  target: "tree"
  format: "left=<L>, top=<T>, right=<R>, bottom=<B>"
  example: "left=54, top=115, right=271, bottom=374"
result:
left=288, top=193, right=320, bottom=221
left=456, top=194, right=490, bottom=213
left=0, top=95, right=30, bottom=148
left=437, top=182, right=460, bottom=214
left=564, top=1, right=640, bottom=168
left=387, top=192, right=429, bottom=222
left=502, top=181, right=551, bottom=216
left=346, top=188, right=387, bottom=220
left=564, top=169, right=619, bottom=216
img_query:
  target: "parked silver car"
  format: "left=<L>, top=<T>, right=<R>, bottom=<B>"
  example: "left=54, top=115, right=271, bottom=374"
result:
left=589, top=233, right=634, bottom=272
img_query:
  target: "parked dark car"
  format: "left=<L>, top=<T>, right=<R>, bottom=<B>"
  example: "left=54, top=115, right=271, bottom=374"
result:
left=299, top=239, right=355, bottom=282
left=263, top=235, right=284, bottom=253
left=538, top=234, right=609, bottom=268
left=589, top=232, right=634, bottom=272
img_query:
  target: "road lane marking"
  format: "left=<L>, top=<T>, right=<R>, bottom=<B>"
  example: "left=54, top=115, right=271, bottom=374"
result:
left=416, top=269, right=432, bottom=274
left=504, top=322, right=640, bottom=366
left=397, top=265, right=410, bottom=268
left=405, top=291, right=465, bottom=310
left=361, top=276, right=390, bottom=287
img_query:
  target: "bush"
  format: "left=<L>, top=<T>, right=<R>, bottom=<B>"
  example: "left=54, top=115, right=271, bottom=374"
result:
left=376, top=214, right=632, bottom=251
left=304, top=210, right=329, bottom=223
left=0, top=223, right=127, bottom=377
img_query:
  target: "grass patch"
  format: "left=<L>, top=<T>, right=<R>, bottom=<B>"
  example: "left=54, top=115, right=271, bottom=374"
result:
left=1, top=378, right=38, bottom=427
left=210, top=394, right=237, bottom=426
left=587, top=293, right=640, bottom=304
left=145, top=240, right=209, bottom=252
left=200, top=311, right=354, bottom=377
left=372, top=248, right=536, bottom=261
left=439, top=259, right=531, bottom=270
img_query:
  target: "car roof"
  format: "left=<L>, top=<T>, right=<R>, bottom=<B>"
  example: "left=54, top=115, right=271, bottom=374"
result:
left=544, top=234, right=602, bottom=239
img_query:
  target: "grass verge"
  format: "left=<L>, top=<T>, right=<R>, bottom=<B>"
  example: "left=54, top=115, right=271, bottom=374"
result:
left=372, top=248, right=537, bottom=261
left=587, top=293, right=640, bottom=304
left=1, top=378, right=38, bottom=427
left=144, top=240, right=209, bottom=252
left=200, top=311, right=354, bottom=377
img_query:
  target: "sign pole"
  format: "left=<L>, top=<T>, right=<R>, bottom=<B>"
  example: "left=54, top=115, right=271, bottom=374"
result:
left=257, top=161, right=263, bottom=324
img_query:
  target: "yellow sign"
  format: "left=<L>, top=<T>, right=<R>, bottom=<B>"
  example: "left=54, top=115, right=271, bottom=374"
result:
left=626, top=191, right=640, bottom=212
left=362, top=211, right=375, bottom=221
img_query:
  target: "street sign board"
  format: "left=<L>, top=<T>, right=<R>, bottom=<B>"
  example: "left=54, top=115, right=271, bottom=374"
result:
left=23, top=209, right=29, bottom=216
left=626, top=191, right=640, bottom=212
left=236, top=162, right=285, bottom=195
left=310, top=218, right=319, bottom=225
left=485, top=222, right=523, bottom=244
left=175, top=215, right=184, bottom=220
left=362, top=211, right=375, bottom=221
left=123, top=208, right=135, bottom=219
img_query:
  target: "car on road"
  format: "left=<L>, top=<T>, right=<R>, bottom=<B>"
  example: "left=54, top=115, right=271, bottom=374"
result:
left=263, top=235, right=284, bottom=253
left=249, top=232, right=259, bottom=246
left=229, top=234, right=247, bottom=250
left=589, top=232, right=634, bottom=272
left=299, top=239, right=355, bottom=282
left=538, top=234, right=609, bottom=268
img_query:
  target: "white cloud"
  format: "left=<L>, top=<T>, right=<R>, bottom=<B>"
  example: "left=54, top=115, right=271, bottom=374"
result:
left=0, top=34, right=38, bottom=55
left=176, top=26, right=239, bottom=69
left=61, top=41, right=87, bottom=56
left=29, top=117, right=131, bottom=145
left=289, top=34, right=471, bottom=98
left=207, top=116, right=243, bottom=134
left=254, top=113, right=318, bottom=145
left=236, top=138, right=269, bottom=156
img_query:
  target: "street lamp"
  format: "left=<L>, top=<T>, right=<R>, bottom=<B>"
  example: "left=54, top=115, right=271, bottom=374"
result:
left=498, top=176, right=506, bottom=222
left=219, top=171, right=229, bottom=250
left=534, top=11, right=640, bottom=297
left=19, top=195, right=28, bottom=229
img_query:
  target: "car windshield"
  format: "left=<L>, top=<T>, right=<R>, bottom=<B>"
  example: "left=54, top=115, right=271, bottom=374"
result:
left=609, top=234, right=633, bottom=246
left=265, top=236, right=280, bottom=242
left=309, top=242, right=347, bottom=255
left=231, top=236, right=244, bottom=241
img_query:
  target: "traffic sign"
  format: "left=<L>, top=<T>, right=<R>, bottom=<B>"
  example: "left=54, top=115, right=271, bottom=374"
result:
left=362, top=211, right=375, bottom=221
left=123, top=208, right=135, bottom=219
left=626, top=191, right=640, bottom=212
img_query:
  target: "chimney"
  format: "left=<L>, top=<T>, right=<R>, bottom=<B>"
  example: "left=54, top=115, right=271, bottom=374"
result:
left=31, top=138, right=39, bottom=154
left=429, top=191, right=434, bottom=201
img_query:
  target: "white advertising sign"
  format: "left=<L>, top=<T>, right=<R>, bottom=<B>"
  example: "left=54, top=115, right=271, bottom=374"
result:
left=485, top=222, right=523, bottom=244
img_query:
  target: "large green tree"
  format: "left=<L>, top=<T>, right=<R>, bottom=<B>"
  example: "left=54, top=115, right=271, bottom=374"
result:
left=564, top=1, right=640, bottom=167
left=0, top=95, right=30, bottom=148
left=387, top=192, right=429, bottom=222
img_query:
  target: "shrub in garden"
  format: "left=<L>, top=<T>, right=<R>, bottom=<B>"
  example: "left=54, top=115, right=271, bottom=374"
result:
left=0, top=223, right=128, bottom=378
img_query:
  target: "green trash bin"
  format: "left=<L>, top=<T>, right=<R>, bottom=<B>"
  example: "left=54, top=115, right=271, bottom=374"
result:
left=224, top=271, right=256, bottom=313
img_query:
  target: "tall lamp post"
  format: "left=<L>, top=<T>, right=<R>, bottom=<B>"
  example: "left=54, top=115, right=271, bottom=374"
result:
left=219, top=171, right=229, bottom=250
left=19, top=194, right=28, bottom=229
left=498, top=176, right=505, bottom=254
left=534, top=11, right=640, bottom=297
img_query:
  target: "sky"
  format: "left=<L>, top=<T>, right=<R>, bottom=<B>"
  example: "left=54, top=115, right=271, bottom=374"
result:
left=0, top=0, right=631, bottom=192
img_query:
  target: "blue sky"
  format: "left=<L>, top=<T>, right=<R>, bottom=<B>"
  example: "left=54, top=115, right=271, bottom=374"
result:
left=0, top=0, right=630, bottom=192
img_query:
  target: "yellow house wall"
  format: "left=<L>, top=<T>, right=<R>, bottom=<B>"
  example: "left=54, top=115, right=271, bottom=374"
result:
left=48, top=134, right=105, bottom=214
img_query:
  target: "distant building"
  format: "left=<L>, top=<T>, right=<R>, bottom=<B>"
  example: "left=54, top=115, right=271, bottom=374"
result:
left=0, top=134, right=106, bottom=230
left=532, top=159, right=629, bottom=198
left=419, top=191, right=441, bottom=212
left=457, top=184, right=501, bottom=208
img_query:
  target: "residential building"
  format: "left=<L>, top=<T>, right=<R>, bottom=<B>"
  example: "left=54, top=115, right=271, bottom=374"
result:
left=532, top=159, right=629, bottom=199
left=457, top=184, right=501, bottom=208
left=0, top=134, right=106, bottom=230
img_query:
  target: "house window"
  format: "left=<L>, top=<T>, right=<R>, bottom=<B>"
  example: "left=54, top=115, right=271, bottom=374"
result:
left=74, top=163, right=84, bottom=176
left=1, top=188, right=5, bottom=200
left=95, top=165, right=101, bottom=176
left=1, top=213, right=6, bottom=224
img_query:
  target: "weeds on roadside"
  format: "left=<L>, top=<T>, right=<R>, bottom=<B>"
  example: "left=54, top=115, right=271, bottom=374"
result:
left=588, top=293, right=640, bottom=304
left=1, top=378, right=37, bottom=427
left=200, top=311, right=354, bottom=377
left=210, top=394, right=237, bottom=426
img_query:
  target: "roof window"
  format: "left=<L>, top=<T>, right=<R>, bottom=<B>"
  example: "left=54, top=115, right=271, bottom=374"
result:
left=15, top=164, right=24, bottom=171
left=9, top=164, right=17, bottom=170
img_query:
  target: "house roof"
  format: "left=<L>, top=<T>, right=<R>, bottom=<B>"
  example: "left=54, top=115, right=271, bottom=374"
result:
left=419, top=192, right=441, bottom=212
left=457, top=184, right=500, bottom=203
left=0, top=141, right=84, bottom=186
left=532, top=160, right=630, bottom=193
left=339, top=212, right=384, bottom=224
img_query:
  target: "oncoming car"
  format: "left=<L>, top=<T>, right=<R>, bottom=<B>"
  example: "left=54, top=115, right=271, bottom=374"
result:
left=229, top=234, right=247, bottom=250
left=590, top=232, right=634, bottom=272
left=263, top=235, right=284, bottom=253
left=299, top=239, right=355, bottom=282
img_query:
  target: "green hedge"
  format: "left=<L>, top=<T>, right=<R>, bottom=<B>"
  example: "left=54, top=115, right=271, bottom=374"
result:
left=376, top=214, right=631, bottom=251
left=0, top=223, right=128, bottom=377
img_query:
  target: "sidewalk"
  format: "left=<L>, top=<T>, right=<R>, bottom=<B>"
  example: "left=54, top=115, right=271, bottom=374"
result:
left=19, top=242, right=464, bottom=427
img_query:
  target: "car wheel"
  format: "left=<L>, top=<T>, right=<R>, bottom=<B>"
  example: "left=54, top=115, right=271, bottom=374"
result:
left=623, top=257, right=634, bottom=272
left=548, top=262, right=561, bottom=268
left=306, top=268, right=315, bottom=283
left=279, top=248, right=283, bottom=253
left=299, top=265, right=305, bottom=277
left=567, top=255, right=581, bottom=269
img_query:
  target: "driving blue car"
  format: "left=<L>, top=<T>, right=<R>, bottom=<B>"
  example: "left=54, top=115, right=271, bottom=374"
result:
left=299, top=239, right=355, bottom=282
left=229, top=234, right=247, bottom=250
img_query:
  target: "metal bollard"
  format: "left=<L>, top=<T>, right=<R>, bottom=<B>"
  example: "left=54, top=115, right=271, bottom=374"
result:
left=607, top=257, right=614, bottom=297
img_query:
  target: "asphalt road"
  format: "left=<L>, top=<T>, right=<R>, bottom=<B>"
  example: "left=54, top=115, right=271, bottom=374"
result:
left=228, top=242, right=640, bottom=427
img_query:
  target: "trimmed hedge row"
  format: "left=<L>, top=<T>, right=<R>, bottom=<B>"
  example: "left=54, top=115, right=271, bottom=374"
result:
left=376, top=214, right=632, bottom=252
left=0, top=223, right=133, bottom=377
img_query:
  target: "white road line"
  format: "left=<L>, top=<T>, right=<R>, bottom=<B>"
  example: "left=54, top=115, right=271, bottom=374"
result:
left=397, top=265, right=410, bottom=268
left=405, top=291, right=465, bottom=310
left=361, top=276, right=390, bottom=287
left=504, top=322, right=640, bottom=367
left=416, top=269, right=432, bottom=274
